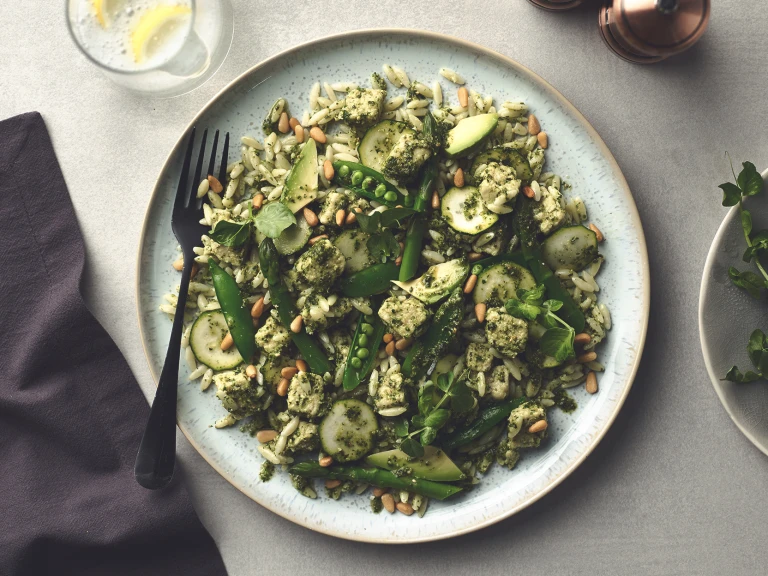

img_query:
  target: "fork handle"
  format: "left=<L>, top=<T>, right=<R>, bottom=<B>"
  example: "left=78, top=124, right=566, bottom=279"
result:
left=134, top=252, right=195, bottom=489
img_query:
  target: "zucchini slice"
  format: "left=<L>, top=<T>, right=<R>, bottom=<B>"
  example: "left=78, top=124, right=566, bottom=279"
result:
left=189, top=310, right=244, bottom=370
left=333, top=229, right=376, bottom=274
left=319, top=399, right=378, bottom=463
left=541, top=225, right=598, bottom=271
left=358, top=120, right=415, bottom=172
left=392, top=258, right=470, bottom=304
left=470, top=146, right=533, bottom=181
left=472, top=261, right=536, bottom=305
left=441, top=186, right=498, bottom=234
left=274, top=213, right=312, bottom=255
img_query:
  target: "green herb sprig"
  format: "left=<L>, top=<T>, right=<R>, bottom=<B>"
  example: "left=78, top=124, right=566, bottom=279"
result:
left=357, top=207, right=415, bottom=263
left=724, top=329, right=768, bottom=383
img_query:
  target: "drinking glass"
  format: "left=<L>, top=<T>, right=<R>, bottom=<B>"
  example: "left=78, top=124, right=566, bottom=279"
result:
left=66, top=0, right=234, bottom=97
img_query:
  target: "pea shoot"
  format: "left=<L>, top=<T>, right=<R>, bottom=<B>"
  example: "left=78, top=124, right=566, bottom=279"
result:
left=505, top=285, right=575, bottom=362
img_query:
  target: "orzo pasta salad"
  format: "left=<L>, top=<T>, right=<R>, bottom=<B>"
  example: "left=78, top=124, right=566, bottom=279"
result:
left=160, top=65, right=611, bottom=516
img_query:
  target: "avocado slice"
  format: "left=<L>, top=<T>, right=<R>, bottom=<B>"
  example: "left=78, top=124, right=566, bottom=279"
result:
left=444, top=113, right=498, bottom=158
left=365, top=446, right=465, bottom=481
left=281, top=138, right=318, bottom=213
left=391, top=258, right=470, bottom=304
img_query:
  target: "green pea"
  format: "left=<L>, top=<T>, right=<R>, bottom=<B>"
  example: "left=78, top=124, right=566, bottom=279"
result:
left=374, top=183, right=387, bottom=198
left=362, top=176, right=375, bottom=190
left=351, top=357, right=362, bottom=369
left=472, top=264, right=483, bottom=275
left=404, top=195, right=414, bottom=207
left=356, top=347, right=370, bottom=359
left=339, top=165, right=350, bottom=177
left=384, top=191, right=398, bottom=202
left=358, top=334, right=369, bottom=347
left=351, top=171, right=364, bottom=186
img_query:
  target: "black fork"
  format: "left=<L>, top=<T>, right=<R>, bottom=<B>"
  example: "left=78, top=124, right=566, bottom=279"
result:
left=135, top=127, right=229, bottom=490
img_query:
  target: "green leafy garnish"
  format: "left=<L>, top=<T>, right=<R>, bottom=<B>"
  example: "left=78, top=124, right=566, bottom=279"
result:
left=208, top=219, right=252, bottom=247
left=253, top=202, right=296, bottom=238
left=724, top=329, right=768, bottom=383
left=357, top=208, right=414, bottom=263
left=540, top=327, right=576, bottom=363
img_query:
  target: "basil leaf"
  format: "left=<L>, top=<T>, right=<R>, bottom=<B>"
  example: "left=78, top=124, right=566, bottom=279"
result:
left=738, top=161, right=763, bottom=197
left=424, top=408, right=450, bottom=430
left=208, top=220, right=252, bottom=247
left=379, top=207, right=416, bottom=228
left=420, top=427, right=438, bottom=446
left=728, top=267, right=765, bottom=299
left=400, top=437, right=425, bottom=458
left=719, top=182, right=742, bottom=207
left=253, top=202, right=296, bottom=238
left=356, top=211, right=380, bottom=234
left=505, top=298, right=540, bottom=321
left=540, top=327, right=575, bottom=362
left=393, top=418, right=410, bottom=438
left=367, top=230, right=400, bottom=263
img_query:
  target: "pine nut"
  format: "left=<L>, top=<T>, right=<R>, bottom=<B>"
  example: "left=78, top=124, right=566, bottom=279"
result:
left=290, top=315, right=303, bottom=333
left=207, top=175, right=223, bottom=193
left=245, top=365, right=258, bottom=379
left=395, top=338, right=411, bottom=351
left=220, top=332, right=234, bottom=351
left=385, top=341, right=396, bottom=356
left=256, top=430, right=278, bottom=443
left=278, top=112, right=290, bottom=133
left=537, top=131, right=548, bottom=149
left=577, top=351, right=597, bottom=363
left=395, top=256, right=402, bottom=266
left=309, top=234, right=328, bottom=245
left=323, top=159, right=334, bottom=181
left=372, top=488, right=386, bottom=497
left=172, top=258, right=184, bottom=271
left=319, top=456, right=333, bottom=467
left=528, top=114, right=541, bottom=135
left=589, top=223, right=605, bottom=242
left=191, top=263, right=199, bottom=278
left=383, top=333, right=394, bottom=344
left=574, top=332, right=591, bottom=345
left=336, top=209, right=346, bottom=226
left=310, top=126, right=327, bottom=144
left=300, top=209, right=317, bottom=228
left=475, top=302, right=487, bottom=323
left=523, top=185, right=535, bottom=198
left=454, top=168, right=465, bottom=188
left=396, top=502, right=414, bottom=516
left=277, top=378, right=289, bottom=397
left=432, top=190, right=440, bottom=209
left=281, top=366, right=299, bottom=379
left=528, top=419, right=548, bottom=433
left=296, top=359, right=308, bottom=372
left=345, top=211, right=357, bottom=225
left=586, top=371, right=598, bottom=394
left=381, top=493, right=396, bottom=513
left=252, top=193, right=264, bottom=209
left=294, top=124, right=305, bottom=143
left=289, top=117, right=300, bottom=130
left=325, top=479, right=342, bottom=489
left=251, top=297, right=265, bottom=318
left=458, top=87, right=469, bottom=108
left=464, top=274, right=478, bottom=294
left=468, top=252, right=483, bottom=262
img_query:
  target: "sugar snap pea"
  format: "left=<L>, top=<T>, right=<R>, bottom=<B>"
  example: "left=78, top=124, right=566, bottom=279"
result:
left=208, top=258, right=256, bottom=362
left=339, top=261, right=400, bottom=298
left=399, top=159, right=437, bottom=282
left=441, top=396, right=527, bottom=452
left=332, top=161, right=423, bottom=210
left=343, top=312, right=387, bottom=391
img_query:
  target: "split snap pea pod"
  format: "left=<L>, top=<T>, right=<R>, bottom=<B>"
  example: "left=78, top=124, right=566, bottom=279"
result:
left=342, top=313, right=387, bottom=391
left=402, top=288, right=464, bottom=379
left=331, top=161, right=423, bottom=210
left=339, top=261, right=400, bottom=298
left=208, top=258, right=256, bottom=362
left=399, top=159, right=437, bottom=282
left=441, top=396, right=527, bottom=452
left=257, top=239, right=332, bottom=375
left=288, top=461, right=463, bottom=500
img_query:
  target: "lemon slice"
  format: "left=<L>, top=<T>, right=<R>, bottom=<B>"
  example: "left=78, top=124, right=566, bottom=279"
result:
left=130, top=4, right=192, bottom=64
left=91, top=0, right=109, bottom=28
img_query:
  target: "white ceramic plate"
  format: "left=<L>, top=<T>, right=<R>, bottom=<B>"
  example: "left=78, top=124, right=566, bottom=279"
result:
left=136, top=29, right=650, bottom=542
left=699, top=170, right=768, bottom=456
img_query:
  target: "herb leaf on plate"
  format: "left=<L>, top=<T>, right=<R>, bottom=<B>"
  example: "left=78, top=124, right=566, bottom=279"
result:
left=253, top=202, right=296, bottom=238
left=208, top=219, right=252, bottom=247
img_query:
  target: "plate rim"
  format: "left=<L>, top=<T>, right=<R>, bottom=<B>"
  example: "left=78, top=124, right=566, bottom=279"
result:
left=698, top=169, right=768, bottom=457
left=135, top=27, right=651, bottom=542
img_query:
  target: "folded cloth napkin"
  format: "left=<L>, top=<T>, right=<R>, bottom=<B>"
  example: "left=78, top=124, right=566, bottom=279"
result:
left=0, top=113, right=228, bottom=576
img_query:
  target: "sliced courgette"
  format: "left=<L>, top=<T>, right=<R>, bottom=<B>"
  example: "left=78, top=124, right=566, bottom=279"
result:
left=281, top=139, right=318, bottom=213
left=319, top=399, right=378, bottom=463
left=444, top=113, right=498, bottom=158
left=441, top=186, right=498, bottom=234
left=472, top=261, right=536, bottom=305
left=540, top=225, right=598, bottom=271
left=358, top=120, right=415, bottom=172
left=365, top=446, right=465, bottom=481
left=274, top=213, right=312, bottom=255
left=333, top=229, right=376, bottom=274
left=189, top=310, right=244, bottom=370
left=470, top=146, right=533, bottom=181
left=392, top=258, right=470, bottom=304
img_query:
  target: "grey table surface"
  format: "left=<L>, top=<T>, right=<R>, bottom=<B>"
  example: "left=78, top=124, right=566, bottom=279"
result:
left=3, top=1, right=768, bottom=574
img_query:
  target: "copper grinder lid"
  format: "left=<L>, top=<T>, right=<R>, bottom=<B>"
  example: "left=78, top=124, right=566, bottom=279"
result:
left=527, top=0, right=584, bottom=11
left=600, top=0, right=710, bottom=63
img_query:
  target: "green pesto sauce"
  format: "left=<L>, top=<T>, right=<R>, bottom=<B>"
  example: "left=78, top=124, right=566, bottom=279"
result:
left=259, top=461, right=275, bottom=482
left=555, top=390, right=577, bottom=413
left=371, top=496, right=383, bottom=513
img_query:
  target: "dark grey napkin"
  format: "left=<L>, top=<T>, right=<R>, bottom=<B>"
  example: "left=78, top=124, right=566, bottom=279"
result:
left=0, top=112, right=228, bottom=576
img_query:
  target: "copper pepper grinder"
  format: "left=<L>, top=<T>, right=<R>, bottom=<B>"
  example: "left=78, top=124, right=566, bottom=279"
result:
left=598, top=0, right=710, bottom=63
